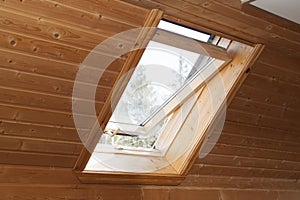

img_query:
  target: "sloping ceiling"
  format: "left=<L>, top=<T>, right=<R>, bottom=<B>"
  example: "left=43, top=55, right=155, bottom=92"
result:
left=0, top=0, right=299, bottom=199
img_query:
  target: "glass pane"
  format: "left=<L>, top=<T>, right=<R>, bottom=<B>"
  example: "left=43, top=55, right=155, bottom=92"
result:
left=109, top=41, right=211, bottom=127
left=157, top=20, right=211, bottom=42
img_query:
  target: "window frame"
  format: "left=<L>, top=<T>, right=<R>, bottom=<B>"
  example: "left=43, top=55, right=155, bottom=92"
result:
left=100, top=25, right=232, bottom=150
left=101, top=58, right=228, bottom=151
left=74, top=9, right=264, bottom=185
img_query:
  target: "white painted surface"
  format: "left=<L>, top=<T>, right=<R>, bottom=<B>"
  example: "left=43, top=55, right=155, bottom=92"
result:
left=250, top=0, right=300, bottom=24
left=241, top=0, right=251, bottom=3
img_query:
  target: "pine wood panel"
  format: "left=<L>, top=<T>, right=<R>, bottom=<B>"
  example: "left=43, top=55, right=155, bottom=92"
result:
left=0, top=30, right=88, bottom=64
left=0, top=86, right=103, bottom=115
left=0, top=150, right=77, bottom=167
left=226, top=109, right=300, bottom=132
left=222, top=121, right=300, bottom=144
left=50, top=0, right=149, bottom=27
left=0, top=0, right=149, bottom=169
left=0, top=0, right=299, bottom=194
left=252, top=62, right=300, bottom=85
left=0, top=163, right=141, bottom=199
left=236, top=84, right=299, bottom=110
left=0, top=28, right=130, bottom=65
left=213, top=0, right=242, bottom=9
left=167, top=189, right=300, bottom=200
left=190, top=164, right=300, bottom=179
left=181, top=175, right=300, bottom=190
left=0, top=67, right=111, bottom=102
left=0, top=103, right=93, bottom=129
left=243, top=73, right=300, bottom=99
left=229, top=97, right=300, bottom=123
left=257, top=49, right=300, bottom=74
left=0, top=185, right=141, bottom=200
left=2, top=166, right=299, bottom=200
left=142, top=188, right=300, bottom=200
left=0, top=120, right=82, bottom=142
left=0, top=164, right=79, bottom=184
left=0, top=135, right=82, bottom=155
left=217, top=133, right=300, bottom=154
left=0, top=47, right=124, bottom=76
left=142, top=187, right=300, bottom=200
left=0, top=1, right=134, bottom=47
left=0, top=8, right=124, bottom=53
left=205, top=143, right=300, bottom=163
left=197, top=154, right=300, bottom=171
left=1, top=0, right=138, bottom=33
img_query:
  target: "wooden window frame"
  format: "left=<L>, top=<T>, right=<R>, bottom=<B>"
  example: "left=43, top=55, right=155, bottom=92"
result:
left=74, top=9, right=264, bottom=186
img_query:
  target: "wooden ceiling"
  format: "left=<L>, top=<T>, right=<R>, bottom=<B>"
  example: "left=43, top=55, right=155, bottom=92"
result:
left=0, top=0, right=299, bottom=199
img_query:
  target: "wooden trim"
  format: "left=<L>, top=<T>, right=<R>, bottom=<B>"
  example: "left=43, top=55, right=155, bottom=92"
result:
left=143, top=59, right=229, bottom=135
left=74, top=11, right=264, bottom=185
left=75, top=170, right=185, bottom=186
left=154, top=87, right=204, bottom=154
left=226, top=43, right=265, bottom=105
left=74, top=9, right=164, bottom=171
left=75, top=41, right=263, bottom=185
left=182, top=43, right=264, bottom=175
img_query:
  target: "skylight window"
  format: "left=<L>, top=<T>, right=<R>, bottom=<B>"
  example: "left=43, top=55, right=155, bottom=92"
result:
left=77, top=12, right=262, bottom=185
left=99, top=20, right=214, bottom=150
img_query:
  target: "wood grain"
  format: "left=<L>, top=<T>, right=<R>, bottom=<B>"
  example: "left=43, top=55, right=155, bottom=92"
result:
left=182, top=174, right=300, bottom=190
left=0, top=150, right=77, bottom=167
left=0, top=0, right=299, bottom=194
left=0, top=135, right=82, bottom=155
left=0, top=120, right=82, bottom=142
left=0, top=67, right=111, bottom=102
left=197, top=153, right=300, bottom=171
left=0, top=185, right=141, bottom=200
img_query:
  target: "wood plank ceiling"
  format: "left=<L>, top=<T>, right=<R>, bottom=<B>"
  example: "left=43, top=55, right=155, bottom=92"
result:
left=0, top=0, right=149, bottom=167
left=0, top=0, right=299, bottom=197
